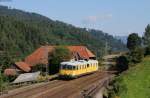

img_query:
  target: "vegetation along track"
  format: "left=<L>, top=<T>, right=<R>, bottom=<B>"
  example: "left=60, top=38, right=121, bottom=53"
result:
left=0, top=71, right=113, bottom=98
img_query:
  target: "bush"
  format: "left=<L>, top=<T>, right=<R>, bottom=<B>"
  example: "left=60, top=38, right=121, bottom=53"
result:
left=108, top=77, right=127, bottom=98
left=116, top=56, right=129, bottom=73
left=0, top=73, right=9, bottom=92
left=144, top=45, right=150, bottom=56
left=128, top=48, right=144, bottom=64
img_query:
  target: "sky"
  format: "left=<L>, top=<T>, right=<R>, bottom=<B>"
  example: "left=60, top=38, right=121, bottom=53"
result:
left=0, top=0, right=150, bottom=36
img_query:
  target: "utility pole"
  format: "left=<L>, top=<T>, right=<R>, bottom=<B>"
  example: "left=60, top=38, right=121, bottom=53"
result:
left=45, top=43, right=49, bottom=80
left=0, top=52, right=5, bottom=92
left=0, top=66, right=3, bottom=92
left=104, top=41, right=108, bottom=56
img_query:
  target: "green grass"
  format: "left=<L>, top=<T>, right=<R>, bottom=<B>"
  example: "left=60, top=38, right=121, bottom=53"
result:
left=118, top=56, right=150, bottom=98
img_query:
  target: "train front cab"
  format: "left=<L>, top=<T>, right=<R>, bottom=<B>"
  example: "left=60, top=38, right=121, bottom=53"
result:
left=59, top=65, right=76, bottom=78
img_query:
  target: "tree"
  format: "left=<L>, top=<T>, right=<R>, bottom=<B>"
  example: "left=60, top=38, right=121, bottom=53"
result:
left=143, top=24, right=150, bottom=55
left=0, top=52, right=14, bottom=73
left=48, top=46, right=72, bottom=74
left=127, top=33, right=144, bottom=63
left=143, top=24, right=150, bottom=46
left=127, top=33, right=142, bottom=51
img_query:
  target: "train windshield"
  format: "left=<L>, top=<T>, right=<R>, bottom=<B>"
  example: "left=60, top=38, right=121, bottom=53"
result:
left=61, top=65, right=76, bottom=70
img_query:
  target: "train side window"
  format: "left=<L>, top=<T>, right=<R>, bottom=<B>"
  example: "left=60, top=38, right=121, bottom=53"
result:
left=65, top=65, right=67, bottom=69
left=66, top=65, right=69, bottom=70
left=66, top=65, right=68, bottom=69
left=73, top=66, right=75, bottom=70
left=77, top=65, right=80, bottom=70
left=87, top=64, right=89, bottom=67
left=71, top=66, right=73, bottom=70
left=76, top=66, right=78, bottom=70
left=63, top=65, right=66, bottom=69
left=69, top=66, right=72, bottom=70
left=67, top=65, right=71, bottom=70
left=70, top=66, right=73, bottom=70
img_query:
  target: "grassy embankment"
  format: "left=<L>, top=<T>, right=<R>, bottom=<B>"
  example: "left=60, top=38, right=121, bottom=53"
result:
left=117, top=56, right=150, bottom=98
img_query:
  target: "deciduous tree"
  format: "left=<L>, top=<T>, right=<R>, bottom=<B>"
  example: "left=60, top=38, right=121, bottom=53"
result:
left=127, top=33, right=142, bottom=51
left=48, top=46, right=72, bottom=74
left=143, top=24, right=150, bottom=55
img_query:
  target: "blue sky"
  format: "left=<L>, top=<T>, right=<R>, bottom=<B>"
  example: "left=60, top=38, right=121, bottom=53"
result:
left=0, top=0, right=150, bottom=36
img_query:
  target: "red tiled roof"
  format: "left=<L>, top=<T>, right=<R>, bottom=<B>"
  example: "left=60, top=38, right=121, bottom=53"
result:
left=23, top=45, right=95, bottom=69
left=25, top=46, right=54, bottom=66
left=15, top=62, right=31, bottom=72
left=4, top=68, right=17, bottom=76
left=25, top=46, right=95, bottom=66
left=68, top=46, right=95, bottom=59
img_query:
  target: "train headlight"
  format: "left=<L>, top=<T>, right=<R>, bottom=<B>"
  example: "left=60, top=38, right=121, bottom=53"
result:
left=72, top=73, right=75, bottom=76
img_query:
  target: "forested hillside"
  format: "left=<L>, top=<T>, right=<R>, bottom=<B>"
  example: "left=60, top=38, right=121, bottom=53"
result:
left=0, top=5, right=126, bottom=60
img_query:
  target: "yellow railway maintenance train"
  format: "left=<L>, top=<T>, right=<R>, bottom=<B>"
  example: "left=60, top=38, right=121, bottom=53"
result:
left=59, top=60, right=99, bottom=78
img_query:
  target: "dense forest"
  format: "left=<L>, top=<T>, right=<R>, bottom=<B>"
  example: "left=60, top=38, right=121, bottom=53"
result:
left=0, top=5, right=126, bottom=62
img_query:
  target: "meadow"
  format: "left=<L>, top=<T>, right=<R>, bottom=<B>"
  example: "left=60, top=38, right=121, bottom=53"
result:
left=118, top=56, right=150, bottom=98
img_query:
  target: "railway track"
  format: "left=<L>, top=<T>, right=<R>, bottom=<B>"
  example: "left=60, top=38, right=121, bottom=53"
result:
left=0, top=71, right=114, bottom=98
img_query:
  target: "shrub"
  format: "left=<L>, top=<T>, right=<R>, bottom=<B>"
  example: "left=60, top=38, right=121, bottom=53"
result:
left=108, top=77, right=127, bottom=98
left=144, top=45, right=150, bottom=56
left=128, top=48, right=144, bottom=64
left=116, top=56, right=129, bottom=73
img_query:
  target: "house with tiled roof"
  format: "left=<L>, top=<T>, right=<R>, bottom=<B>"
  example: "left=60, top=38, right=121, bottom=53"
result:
left=4, top=46, right=96, bottom=76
